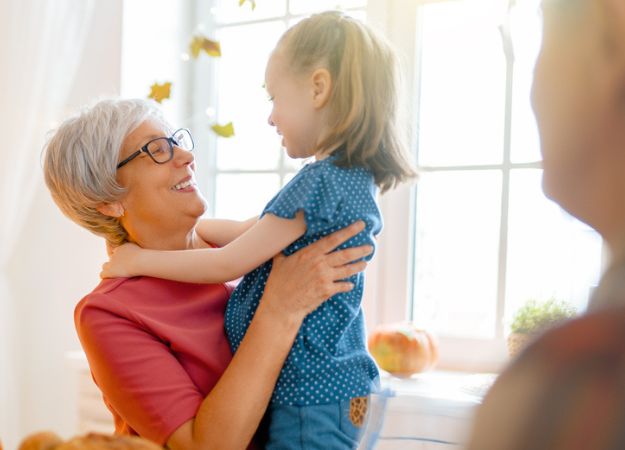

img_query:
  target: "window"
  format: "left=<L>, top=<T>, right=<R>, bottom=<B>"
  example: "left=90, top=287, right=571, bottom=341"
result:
left=122, top=0, right=604, bottom=372
left=189, top=0, right=367, bottom=220
left=384, top=0, right=603, bottom=370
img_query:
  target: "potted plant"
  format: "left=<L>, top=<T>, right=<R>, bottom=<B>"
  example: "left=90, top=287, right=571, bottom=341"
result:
left=508, top=298, right=577, bottom=357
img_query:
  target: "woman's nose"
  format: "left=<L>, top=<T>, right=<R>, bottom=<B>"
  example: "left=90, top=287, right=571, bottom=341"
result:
left=173, top=145, right=194, bottom=166
left=267, top=114, right=275, bottom=127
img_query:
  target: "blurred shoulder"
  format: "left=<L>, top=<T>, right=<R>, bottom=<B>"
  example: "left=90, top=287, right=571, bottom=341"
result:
left=467, top=307, right=625, bottom=450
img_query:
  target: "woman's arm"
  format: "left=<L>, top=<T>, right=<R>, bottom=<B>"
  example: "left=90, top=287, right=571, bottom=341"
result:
left=102, top=211, right=306, bottom=283
left=166, top=221, right=373, bottom=450
left=195, top=216, right=258, bottom=247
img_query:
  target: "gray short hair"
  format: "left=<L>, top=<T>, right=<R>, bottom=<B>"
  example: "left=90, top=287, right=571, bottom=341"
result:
left=43, top=98, right=166, bottom=246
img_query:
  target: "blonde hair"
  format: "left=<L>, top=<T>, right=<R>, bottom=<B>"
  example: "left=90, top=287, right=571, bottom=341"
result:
left=278, top=11, right=417, bottom=193
left=43, top=98, right=166, bottom=247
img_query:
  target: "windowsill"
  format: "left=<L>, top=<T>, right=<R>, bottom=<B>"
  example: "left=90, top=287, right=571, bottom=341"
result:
left=381, top=370, right=496, bottom=402
left=375, top=370, right=497, bottom=448
left=68, top=351, right=497, bottom=447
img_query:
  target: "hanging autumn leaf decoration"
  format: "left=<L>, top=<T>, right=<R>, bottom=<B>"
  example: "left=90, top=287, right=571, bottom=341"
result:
left=239, top=0, right=257, bottom=10
left=189, top=34, right=222, bottom=59
left=148, top=82, right=172, bottom=103
left=211, top=122, right=235, bottom=138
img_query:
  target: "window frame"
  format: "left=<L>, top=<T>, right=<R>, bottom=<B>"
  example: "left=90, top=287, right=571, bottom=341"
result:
left=187, top=0, right=595, bottom=373
left=366, top=0, right=553, bottom=372
left=190, top=0, right=369, bottom=219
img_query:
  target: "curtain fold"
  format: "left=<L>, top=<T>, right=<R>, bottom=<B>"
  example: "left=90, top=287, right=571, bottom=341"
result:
left=0, top=1, right=95, bottom=448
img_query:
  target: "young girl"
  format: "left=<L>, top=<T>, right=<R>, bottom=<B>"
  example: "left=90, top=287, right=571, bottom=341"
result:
left=104, top=11, right=416, bottom=449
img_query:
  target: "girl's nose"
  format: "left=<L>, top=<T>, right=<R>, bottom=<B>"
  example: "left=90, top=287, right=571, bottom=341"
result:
left=267, top=114, right=275, bottom=127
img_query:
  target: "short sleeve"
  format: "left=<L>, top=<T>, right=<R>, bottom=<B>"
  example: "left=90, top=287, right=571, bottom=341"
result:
left=76, top=300, right=203, bottom=445
left=262, top=163, right=342, bottom=236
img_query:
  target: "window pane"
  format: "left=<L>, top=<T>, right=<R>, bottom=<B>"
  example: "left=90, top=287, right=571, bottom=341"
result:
left=214, top=174, right=280, bottom=220
left=504, top=170, right=602, bottom=326
left=412, top=171, right=502, bottom=339
left=417, top=1, right=506, bottom=166
left=121, top=0, right=186, bottom=122
left=289, top=0, right=366, bottom=15
left=212, top=0, right=286, bottom=24
left=510, top=0, right=543, bottom=163
left=215, top=22, right=286, bottom=171
left=283, top=171, right=297, bottom=185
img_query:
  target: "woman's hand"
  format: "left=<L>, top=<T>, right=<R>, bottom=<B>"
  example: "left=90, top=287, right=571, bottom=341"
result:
left=100, top=242, right=142, bottom=279
left=260, top=220, right=373, bottom=323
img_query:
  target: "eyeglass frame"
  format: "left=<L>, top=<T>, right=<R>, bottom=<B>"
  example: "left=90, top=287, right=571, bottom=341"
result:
left=116, top=128, right=194, bottom=170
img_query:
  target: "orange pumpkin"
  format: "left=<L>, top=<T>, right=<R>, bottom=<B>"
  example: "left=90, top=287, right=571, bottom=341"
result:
left=368, top=323, right=439, bottom=377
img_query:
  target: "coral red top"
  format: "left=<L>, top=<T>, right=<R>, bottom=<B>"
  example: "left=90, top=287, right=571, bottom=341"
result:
left=75, top=276, right=262, bottom=448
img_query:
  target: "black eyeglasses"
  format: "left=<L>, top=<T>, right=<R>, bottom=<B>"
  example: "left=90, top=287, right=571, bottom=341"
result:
left=116, top=128, right=194, bottom=169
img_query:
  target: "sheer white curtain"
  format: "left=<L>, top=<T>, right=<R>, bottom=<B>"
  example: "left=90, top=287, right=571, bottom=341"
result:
left=0, top=0, right=94, bottom=447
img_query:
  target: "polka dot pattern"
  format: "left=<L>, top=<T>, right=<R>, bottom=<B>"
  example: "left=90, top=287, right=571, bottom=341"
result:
left=225, top=156, right=382, bottom=406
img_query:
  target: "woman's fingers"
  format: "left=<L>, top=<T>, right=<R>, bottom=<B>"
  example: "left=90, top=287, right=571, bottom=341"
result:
left=333, top=260, right=368, bottom=280
left=326, top=245, right=373, bottom=267
left=261, top=221, right=372, bottom=319
left=309, top=220, right=365, bottom=254
left=329, top=281, right=356, bottom=296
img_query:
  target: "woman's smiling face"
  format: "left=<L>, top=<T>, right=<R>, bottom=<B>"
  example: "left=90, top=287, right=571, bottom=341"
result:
left=116, top=119, right=208, bottom=245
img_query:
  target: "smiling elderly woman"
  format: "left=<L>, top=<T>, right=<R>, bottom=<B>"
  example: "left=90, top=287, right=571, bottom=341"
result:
left=43, top=98, right=371, bottom=450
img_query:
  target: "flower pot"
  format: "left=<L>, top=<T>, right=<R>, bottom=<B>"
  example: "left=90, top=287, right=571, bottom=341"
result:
left=507, top=332, right=535, bottom=358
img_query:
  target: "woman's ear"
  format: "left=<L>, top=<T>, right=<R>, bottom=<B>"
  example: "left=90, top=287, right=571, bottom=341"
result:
left=97, top=202, right=125, bottom=218
left=311, top=68, right=332, bottom=109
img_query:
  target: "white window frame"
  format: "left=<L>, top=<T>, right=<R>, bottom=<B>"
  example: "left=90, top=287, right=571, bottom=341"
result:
left=364, top=0, right=546, bottom=372
left=190, top=0, right=369, bottom=218
left=185, top=0, right=562, bottom=372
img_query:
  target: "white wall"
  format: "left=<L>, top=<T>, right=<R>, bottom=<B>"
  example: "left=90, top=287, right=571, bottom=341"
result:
left=6, top=0, right=122, bottom=444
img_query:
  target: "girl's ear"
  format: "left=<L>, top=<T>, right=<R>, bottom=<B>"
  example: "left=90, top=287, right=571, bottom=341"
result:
left=311, top=68, right=332, bottom=109
left=97, top=202, right=125, bottom=218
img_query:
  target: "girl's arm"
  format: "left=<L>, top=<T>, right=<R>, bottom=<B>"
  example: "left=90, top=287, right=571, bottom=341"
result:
left=166, top=221, right=372, bottom=450
left=195, top=216, right=258, bottom=247
left=102, top=211, right=306, bottom=283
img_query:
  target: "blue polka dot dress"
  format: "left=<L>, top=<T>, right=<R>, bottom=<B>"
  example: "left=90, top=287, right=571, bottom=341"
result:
left=224, top=154, right=382, bottom=406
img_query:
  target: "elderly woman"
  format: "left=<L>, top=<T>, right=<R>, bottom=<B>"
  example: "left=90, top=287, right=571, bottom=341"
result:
left=468, top=0, right=625, bottom=448
left=43, top=98, right=372, bottom=450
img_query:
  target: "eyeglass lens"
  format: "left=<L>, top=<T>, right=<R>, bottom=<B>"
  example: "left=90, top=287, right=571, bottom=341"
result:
left=145, top=129, right=192, bottom=163
left=172, top=129, right=193, bottom=150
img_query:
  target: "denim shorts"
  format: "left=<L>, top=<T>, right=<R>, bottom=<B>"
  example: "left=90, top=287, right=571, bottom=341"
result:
left=265, top=397, right=368, bottom=450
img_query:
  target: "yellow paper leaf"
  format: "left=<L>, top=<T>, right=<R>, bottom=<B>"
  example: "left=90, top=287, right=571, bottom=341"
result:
left=148, top=82, right=172, bottom=103
left=211, top=122, right=235, bottom=138
left=239, top=0, right=256, bottom=10
left=189, top=36, right=203, bottom=59
left=189, top=34, right=221, bottom=59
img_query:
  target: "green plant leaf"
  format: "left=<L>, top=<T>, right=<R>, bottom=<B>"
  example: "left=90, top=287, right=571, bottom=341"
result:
left=510, top=298, right=577, bottom=334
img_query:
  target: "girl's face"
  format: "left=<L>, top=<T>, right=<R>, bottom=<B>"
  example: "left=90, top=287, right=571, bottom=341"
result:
left=116, top=119, right=207, bottom=246
left=531, top=2, right=622, bottom=227
left=265, top=50, right=323, bottom=159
